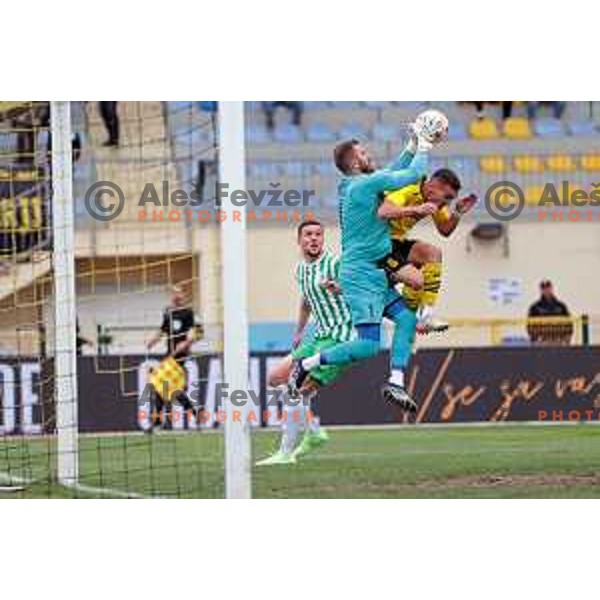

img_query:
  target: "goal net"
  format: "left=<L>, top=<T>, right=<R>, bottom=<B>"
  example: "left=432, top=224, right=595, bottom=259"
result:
left=0, top=100, right=250, bottom=498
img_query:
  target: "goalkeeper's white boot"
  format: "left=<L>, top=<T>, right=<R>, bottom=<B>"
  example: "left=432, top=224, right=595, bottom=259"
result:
left=415, top=305, right=449, bottom=335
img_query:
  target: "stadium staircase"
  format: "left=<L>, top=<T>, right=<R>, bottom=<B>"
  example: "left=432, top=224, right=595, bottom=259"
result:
left=85, top=101, right=179, bottom=225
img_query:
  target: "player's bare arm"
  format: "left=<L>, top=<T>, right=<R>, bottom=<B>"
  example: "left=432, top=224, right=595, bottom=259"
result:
left=173, top=328, right=196, bottom=357
left=293, top=298, right=311, bottom=349
left=146, top=330, right=163, bottom=350
left=378, top=200, right=437, bottom=221
left=434, top=194, right=478, bottom=238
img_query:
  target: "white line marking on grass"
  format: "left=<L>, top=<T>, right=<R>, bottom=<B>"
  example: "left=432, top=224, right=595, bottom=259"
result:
left=0, top=472, right=33, bottom=485
left=0, top=471, right=159, bottom=499
left=66, top=483, right=161, bottom=499
left=323, top=421, right=600, bottom=432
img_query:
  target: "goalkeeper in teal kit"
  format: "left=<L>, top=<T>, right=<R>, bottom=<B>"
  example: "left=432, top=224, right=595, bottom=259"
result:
left=290, top=115, right=447, bottom=411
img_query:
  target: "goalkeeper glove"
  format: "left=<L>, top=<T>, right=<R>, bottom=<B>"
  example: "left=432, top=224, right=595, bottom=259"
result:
left=407, top=123, right=433, bottom=152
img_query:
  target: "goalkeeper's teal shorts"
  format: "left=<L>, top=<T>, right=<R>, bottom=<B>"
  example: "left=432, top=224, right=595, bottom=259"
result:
left=340, top=264, right=400, bottom=326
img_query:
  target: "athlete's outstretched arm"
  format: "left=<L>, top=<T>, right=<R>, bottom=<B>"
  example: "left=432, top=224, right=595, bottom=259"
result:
left=434, top=194, right=479, bottom=237
left=357, top=149, right=429, bottom=199
left=386, top=136, right=418, bottom=171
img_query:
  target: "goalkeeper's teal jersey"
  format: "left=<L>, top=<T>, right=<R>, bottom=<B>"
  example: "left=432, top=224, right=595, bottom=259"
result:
left=296, top=250, right=353, bottom=342
left=338, top=149, right=429, bottom=266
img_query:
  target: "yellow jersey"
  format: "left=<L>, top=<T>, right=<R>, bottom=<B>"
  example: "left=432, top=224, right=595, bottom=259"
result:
left=385, top=183, right=452, bottom=240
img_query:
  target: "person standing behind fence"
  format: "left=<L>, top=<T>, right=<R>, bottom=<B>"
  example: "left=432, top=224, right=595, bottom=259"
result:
left=527, top=280, right=573, bottom=345
left=99, top=101, right=120, bottom=147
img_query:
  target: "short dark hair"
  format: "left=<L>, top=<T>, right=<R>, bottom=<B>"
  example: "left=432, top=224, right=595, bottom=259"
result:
left=333, top=139, right=360, bottom=174
left=297, top=219, right=323, bottom=238
left=431, top=168, right=461, bottom=192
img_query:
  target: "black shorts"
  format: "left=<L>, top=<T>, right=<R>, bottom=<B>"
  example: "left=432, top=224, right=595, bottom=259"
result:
left=378, top=239, right=417, bottom=280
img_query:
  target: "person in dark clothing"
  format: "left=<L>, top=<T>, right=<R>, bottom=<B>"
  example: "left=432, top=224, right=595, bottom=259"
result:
left=14, top=102, right=49, bottom=164
left=262, top=101, right=303, bottom=131
left=99, top=101, right=120, bottom=147
left=76, top=320, right=93, bottom=356
left=146, top=285, right=200, bottom=430
left=527, top=280, right=573, bottom=345
left=474, top=101, right=513, bottom=121
left=527, top=101, right=566, bottom=121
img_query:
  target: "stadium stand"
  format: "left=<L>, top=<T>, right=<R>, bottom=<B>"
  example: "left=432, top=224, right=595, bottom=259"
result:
left=6, top=101, right=594, bottom=353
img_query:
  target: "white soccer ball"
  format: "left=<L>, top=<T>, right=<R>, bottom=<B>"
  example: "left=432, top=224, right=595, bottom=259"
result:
left=413, top=109, right=449, bottom=144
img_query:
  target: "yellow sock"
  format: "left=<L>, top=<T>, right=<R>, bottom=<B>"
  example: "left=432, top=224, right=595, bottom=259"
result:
left=402, top=284, right=422, bottom=312
left=420, top=262, right=443, bottom=307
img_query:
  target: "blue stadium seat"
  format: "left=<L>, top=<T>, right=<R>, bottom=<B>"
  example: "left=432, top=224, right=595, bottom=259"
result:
left=306, top=122, right=336, bottom=142
left=244, top=101, right=262, bottom=112
left=396, top=101, right=427, bottom=110
left=534, top=117, right=564, bottom=138
left=281, top=161, right=306, bottom=177
left=338, top=122, right=368, bottom=139
left=363, top=101, right=389, bottom=109
left=372, top=123, right=399, bottom=141
left=197, top=101, right=218, bottom=113
left=246, top=124, right=271, bottom=144
left=328, top=101, right=362, bottom=109
left=168, top=101, right=193, bottom=112
left=567, top=119, right=597, bottom=137
left=447, top=157, right=478, bottom=177
left=313, top=161, right=336, bottom=176
left=448, top=121, right=468, bottom=141
left=273, top=124, right=303, bottom=143
left=248, top=162, right=281, bottom=180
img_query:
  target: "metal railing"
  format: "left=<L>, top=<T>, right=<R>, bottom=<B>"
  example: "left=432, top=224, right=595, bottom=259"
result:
left=419, top=315, right=594, bottom=348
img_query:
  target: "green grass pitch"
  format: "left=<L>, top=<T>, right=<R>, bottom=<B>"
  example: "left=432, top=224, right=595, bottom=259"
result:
left=2, top=424, right=600, bottom=498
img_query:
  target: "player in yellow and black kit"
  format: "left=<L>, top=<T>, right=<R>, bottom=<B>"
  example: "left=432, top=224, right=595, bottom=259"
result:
left=378, top=168, right=478, bottom=332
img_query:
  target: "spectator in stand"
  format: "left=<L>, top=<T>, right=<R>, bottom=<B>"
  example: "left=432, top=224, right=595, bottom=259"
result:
left=262, top=101, right=303, bottom=132
left=99, top=101, right=120, bottom=147
left=527, top=280, right=573, bottom=345
left=527, top=101, right=566, bottom=121
left=474, top=101, right=513, bottom=121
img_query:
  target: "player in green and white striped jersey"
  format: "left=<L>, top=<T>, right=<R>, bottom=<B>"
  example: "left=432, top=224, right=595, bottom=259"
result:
left=256, top=220, right=353, bottom=466
left=295, top=241, right=353, bottom=346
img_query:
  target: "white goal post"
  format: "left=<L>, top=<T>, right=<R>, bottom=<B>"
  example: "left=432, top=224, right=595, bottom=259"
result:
left=218, top=101, right=251, bottom=499
left=51, top=100, right=78, bottom=487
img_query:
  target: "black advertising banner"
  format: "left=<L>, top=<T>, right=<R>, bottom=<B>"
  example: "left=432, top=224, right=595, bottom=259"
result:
left=0, top=164, right=51, bottom=259
left=319, top=347, right=600, bottom=425
left=1, top=347, right=599, bottom=434
left=409, top=347, right=600, bottom=423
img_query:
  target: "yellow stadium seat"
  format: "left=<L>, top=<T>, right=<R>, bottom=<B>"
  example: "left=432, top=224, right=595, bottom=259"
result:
left=503, top=117, right=533, bottom=140
left=581, top=155, right=600, bottom=171
left=546, top=155, right=576, bottom=171
left=514, top=155, right=544, bottom=173
left=525, top=185, right=546, bottom=206
left=469, top=118, right=499, bottom=140
left=480, top=156, right=506, bottom=174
